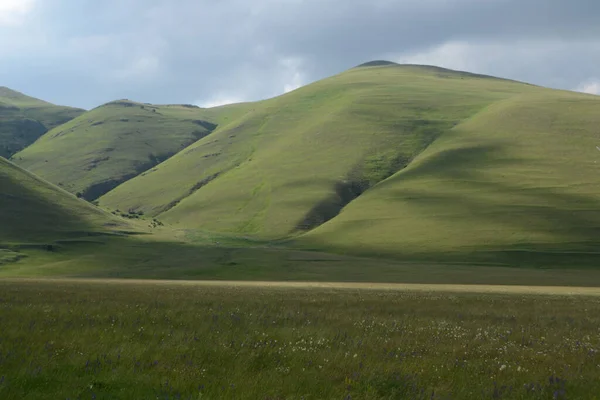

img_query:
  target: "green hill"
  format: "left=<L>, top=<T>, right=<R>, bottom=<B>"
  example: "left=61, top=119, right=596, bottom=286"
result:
left=0, top=157, right=128, bottom=244
left=99, top=64, right=542, bottom=238
left=10, top=62, right=600, bottom=270
left=12, top=100, right=249, bottom=200
left=96, top=63, right=600, bottom=267
left=301, top=90, right=600, bottom=266
left=0, top=87, right=83, bottom=158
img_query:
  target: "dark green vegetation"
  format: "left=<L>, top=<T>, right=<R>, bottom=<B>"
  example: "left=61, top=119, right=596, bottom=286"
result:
left=12, top=100, right=248, bottom=200
left=1, top=281, right=599, bottom=399
left=0, top=157, right=128, bottom=244
left=5, top=233, right=600, bottom=287
left=0, top=87, right=83, bottom=158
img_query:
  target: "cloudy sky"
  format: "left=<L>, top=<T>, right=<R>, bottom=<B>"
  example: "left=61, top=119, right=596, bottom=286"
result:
left=0, top=0, right=598, bottom=109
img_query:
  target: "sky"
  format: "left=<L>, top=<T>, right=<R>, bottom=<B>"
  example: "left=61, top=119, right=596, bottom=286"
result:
left=0, top=0, right=598, bottom=109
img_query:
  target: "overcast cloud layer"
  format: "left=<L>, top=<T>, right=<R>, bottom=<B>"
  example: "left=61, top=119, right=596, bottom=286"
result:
left=0, top=0, right=599, bottom=109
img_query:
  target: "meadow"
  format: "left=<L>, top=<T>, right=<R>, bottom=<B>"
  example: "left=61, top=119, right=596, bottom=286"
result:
left=1, top=280, right=600, bottom=399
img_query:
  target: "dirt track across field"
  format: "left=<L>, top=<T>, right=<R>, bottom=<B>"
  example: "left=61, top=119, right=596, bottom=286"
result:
left=3, top=278, right=600, bottom=296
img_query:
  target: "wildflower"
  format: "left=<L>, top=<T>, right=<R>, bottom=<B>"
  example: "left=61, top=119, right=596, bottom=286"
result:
left=499, top=365, right=507, bottom=371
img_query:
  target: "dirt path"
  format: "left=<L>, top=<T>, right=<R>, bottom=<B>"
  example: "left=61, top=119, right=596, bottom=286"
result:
left=3, top=278, right=600, bottom=296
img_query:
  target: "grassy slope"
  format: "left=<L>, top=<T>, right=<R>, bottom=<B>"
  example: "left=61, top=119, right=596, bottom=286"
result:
left=0, top=157, right=128, bottom=244
left=8, top=63, right=600, bottom=278
left=0, top=87, right=83, bottom=158
left=12, top=100, right=250, bottom=200
left=100, top=65, right=539, bottom=238
left=302, top=90, right=600, bottom=266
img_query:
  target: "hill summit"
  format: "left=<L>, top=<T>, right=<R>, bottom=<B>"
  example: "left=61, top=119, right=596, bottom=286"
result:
left=355, top=60, right=399, bottom=68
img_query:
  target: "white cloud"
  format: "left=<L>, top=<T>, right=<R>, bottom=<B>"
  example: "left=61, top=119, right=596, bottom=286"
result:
left=392, top=40, right=549, bottom=75
left=284, top=71, right=303, bottom=93
left=390, top=39, right=600, bottom=92
left=113, top=56, right=161, bottom=81
left=280, top=57, right=305, bottom=93
left=67, top=35, right=114, bottom=53
left=197, top=95, right=245, bottom=108
left=394, top=41, right=473, bottom=71
left=0, top=0, right=35, bottom=26
left=3, top=0, right=600, bottom=109
left=577, top=80, right=600, bottom=95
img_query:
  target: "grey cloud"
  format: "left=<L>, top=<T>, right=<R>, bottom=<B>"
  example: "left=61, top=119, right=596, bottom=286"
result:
left=0, top=0, right=598, bottom=108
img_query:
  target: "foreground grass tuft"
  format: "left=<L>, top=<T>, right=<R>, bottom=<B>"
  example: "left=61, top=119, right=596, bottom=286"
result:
left=1, top=281, right=599, bottom=399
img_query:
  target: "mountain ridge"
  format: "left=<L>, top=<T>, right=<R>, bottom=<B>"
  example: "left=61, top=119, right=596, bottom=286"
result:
left=11, top=100, right=250, bottom=200
left=98, top=62, right=542, bottom=238
left=7, top=62, right=600, bottom=268
left=0, top=87, right=84, bottom=158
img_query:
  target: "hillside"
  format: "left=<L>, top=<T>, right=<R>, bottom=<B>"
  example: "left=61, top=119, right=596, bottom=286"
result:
left=12, top=100, right=250, bottom=200
left=0, top=87, right=83, bottom=158
left=0, top=157, right=128, bottom=244
left=9, top=62, right=600, bottom=269
left=299, top=90, right=600, bottom=265
left=99, top=63, right=542, bottom=239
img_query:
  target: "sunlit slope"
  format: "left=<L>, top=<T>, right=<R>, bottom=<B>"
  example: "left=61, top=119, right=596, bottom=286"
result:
left=301, top=91, right=600, bottom=263
left=12, top=101, right=246, bottom=200
left=0, top=87, right=83, bottom=158
left=100, top=64, right=541, bottom=237
left=0, top=157, right=127, bottom=243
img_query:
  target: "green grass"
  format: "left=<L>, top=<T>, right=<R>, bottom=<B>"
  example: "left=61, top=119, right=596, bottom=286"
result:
left=96, top=63, right=600, bottom=269
left=12, top=100, right=251, bottom=200
left=5, top=234, right=600, bottom=287
left=0, top=157, right=129, bottom=245
left=0, top=87, right=83, bottom=158
left=4, top=64, right=600, bottom=400
left=100, top=64, right=543, bottom=240
left=301, top=91, right=600, bottom=267
left=1, top=280, right=600, bottom=399
left=7, top=61, right=600, bottom=274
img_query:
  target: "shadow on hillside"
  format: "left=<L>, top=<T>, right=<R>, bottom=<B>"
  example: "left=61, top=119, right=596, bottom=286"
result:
left=0, top=173, right=106, bottom=244
left=80, top=152, right=178, bottom=201
left=299, top=143, right=600, bottom=269
left=295, top=179, right=370, bottom=232
left=294, top=153, right=414, bottom=232
left=395, top=144, right=600, bottom=245
left=11, top=235, right=600, bottom=286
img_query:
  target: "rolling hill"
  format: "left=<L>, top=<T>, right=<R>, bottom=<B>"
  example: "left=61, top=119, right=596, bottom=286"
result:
left=301, top=90, right=600, bottom=266
left=0, top=87, right=83, bottom=158
left=99, top=63, right=541, bottom=236
left=96, top=62, right=600, bottom=266
left=12, top=100, right=250, bottom=200
left=8, top=61, right=600, bottom=270
left=0, top=156, right=128, bottom=244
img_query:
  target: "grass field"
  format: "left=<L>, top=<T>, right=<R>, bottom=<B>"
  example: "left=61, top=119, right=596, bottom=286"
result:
left=0, top=87, right=83, bottom=158
left=4, top=62, right=600, bottom=400
left=5, top=231, right=600, bottom=287
left=1, top=280, right=599, bottom=399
